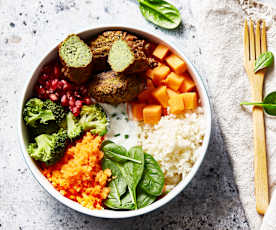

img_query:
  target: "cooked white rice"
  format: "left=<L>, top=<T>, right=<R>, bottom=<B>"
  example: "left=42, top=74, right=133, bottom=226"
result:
left=137, top=107, right=205, bottom=191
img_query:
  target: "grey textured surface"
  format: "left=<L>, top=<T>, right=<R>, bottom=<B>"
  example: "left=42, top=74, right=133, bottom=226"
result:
left=0, top=0, right=250, bottom=229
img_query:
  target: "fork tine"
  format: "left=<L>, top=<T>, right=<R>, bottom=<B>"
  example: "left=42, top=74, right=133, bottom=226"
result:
left=250, top=20, right=256, bottom=60
left=244, top=20, right=250, bottom=62
left=255, top=21, right=261, bottom=58
left=261, top=20, right=267, bottom=53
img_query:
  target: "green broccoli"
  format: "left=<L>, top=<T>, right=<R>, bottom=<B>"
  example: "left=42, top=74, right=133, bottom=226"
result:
left=79, top=104, right=109, bottom=136
left=23, top=98, right=66, bottom=137
left=23, top=98, right=55, bottom=128
left=28, top=129, right=68, bottom=165
left=66, top=112, right=83, bottom=139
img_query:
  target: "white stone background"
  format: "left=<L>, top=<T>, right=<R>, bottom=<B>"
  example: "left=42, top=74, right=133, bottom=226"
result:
left=0, top=0, right=252, bottom=229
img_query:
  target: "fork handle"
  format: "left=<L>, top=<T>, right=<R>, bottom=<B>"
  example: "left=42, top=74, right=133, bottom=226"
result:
left=252, top=106, right=269, bottom=214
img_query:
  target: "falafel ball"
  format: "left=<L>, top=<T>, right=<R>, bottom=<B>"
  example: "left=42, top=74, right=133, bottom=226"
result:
left=88, top=71, right=145, bottom=104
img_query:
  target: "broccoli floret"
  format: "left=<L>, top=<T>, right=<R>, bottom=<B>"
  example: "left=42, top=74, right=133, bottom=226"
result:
left=66, top=112, right=83, bottom=139
left=43, top=99, right=66, bottom=124
left=28, top=129, right=68, bottom=165
left=23, top=98, right=55, bottom=128
left=79, top=104, right=109, bottom=136
left=23, top=98, right=66, bottom=128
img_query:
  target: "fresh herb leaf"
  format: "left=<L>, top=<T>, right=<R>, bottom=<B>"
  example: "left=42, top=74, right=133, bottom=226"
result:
left=124, top=134, right=129, bottom=139
left=114, top=133, right=120, bottom=137
left=240, top=91, right=276, bottom=116
left=102, top=158, right=127, bottom=206
left=136, top=187, right=156, bottom=209
left=138, top=0, right=181, bottom=29
left=254, top=51, right=274, bottom=73
left=102, top=142, right=142, bottom=164
left=138, top=153, right=164, bottom=196
left=117, top=146, right=144, bottom=209
left=111, top=113, right=117, bottom=118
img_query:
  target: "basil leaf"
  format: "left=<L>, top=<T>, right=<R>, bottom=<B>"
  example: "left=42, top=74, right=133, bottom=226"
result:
left=254, top=51, right=274, bottom=73
left=102, top=142, right=142, bottom=164
left=139, top=153, right=164, bottom=196
left=102, top=158, right=127, bottom=206
left=240, top=91, right=276, bottom=116
left=263, top=91, right=276, bottom=115
left=137, top=188, right=156, bottom=209
left=138, top=0, right=181, bottom=29
left=117, top=146, right=144, bottom=209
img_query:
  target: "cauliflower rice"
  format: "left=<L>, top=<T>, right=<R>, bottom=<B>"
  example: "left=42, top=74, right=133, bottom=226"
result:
left=138, top=108, right=205, bottom=191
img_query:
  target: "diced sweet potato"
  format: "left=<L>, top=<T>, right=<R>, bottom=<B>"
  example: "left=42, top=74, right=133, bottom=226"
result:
left=167, top=88, right=179, bottom=98
left=152, top=86, right=169, bottom=108
left=143, top=105, right=162, bottom=125
left=168, top=94, right=185, bottom=114
left=164, top=72, right=184, bottom=91
left=166, top=54, right=187, bottom=74
left=152, top=64, right=170, bottom=85
left=181, top=92, right=198, bottom=110
left=152, top=44, right=169, bottom=60
left=132, top=103, right=146, bottom=121
left=179, top=72, right=196, bottom=92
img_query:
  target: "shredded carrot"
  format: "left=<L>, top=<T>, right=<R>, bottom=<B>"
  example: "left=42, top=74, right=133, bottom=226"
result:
left=41, top=132, right=111, bottom=210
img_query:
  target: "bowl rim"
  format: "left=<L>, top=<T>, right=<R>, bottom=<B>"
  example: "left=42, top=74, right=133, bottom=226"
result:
left=17, top=24, right=212, bottom=219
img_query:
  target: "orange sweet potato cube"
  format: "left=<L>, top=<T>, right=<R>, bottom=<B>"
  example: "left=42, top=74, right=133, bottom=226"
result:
left=167, top=88, right=179, bottom=98
left=152, top=64, right=170, bottom=85
left=166, top=54, right=187, bottom=74
left=168, top=94, right=185, bottom=114
left=143, top=105, right=162, bottom=125
left=164, top=72, right=184, bottom=91
left=152, top=86, right=169, bottom=108
left=181, top=92, right=198, bottom=110
left=179, top=72, right=196, bottom=92
left=152, top=44, right=169, bottom=60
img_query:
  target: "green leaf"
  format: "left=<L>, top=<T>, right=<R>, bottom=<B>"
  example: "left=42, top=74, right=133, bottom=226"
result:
left=104, top=189, right=135, bottom=210
left=102, top=158, right=127, bottom=206
left=137, top=188, right=156, bottom=209
left=138, top=0, right=181, bottom=29
left=117, top=146, right=144, bottom=209
left=240, top=91, right=276, bottom=116
left=102, top=142, right=142, bottom=164
left=139, top=153, right=164, bottom=196
left=254, top=51, right=274, bottom=73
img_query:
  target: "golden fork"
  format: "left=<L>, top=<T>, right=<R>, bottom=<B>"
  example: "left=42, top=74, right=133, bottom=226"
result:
left=244, top=20, right=269, bottom=215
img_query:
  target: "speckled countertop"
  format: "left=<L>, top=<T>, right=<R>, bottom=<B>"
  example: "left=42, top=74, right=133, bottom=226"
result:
left=0, top=0, right=250, bottom=229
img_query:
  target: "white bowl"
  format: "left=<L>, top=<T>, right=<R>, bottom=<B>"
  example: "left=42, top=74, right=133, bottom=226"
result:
left=18, top=25, right=212, bottom=218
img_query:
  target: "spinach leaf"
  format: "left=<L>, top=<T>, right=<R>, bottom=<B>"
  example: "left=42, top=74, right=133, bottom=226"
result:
left=137, top=188, right=156, bottom=209
left=117, top=146, right=144, bottom=209
left=102, top=142, right=142, bottom=164
left=254, top=51, right=274, bottom=73
left=139, top=153, right=164, bottom=196
left=240, top=91, right=276, bottom=116
left=138, top=0, right=181, bottom=29
left=104, top=189, right=135, bottom=210
left=102, top=158, right=127, bottom=206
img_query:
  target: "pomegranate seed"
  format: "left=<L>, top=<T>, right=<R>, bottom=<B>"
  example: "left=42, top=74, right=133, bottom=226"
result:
left=49, top=94, right=58, bottom=101
left=72, top=107, right=80, bottom=116
left=66, top=91, right=72, bottom=98
left=75, top=100, right=82, bottom=107
left=51, top=79, right=59, bottom=90
left=38, top=87, right=46, bottom=96
left=54, top=66, right=60, bottom=77
left=61, top=95, right=69, bottom=106
left=41, top=73, right=49, bottom=81
left=83, top=97, right=92, bottom=105
left=55, top=92, right=60, bottom=98
left=69, top=97, right=75, bottom=107
left=74, top=91, right=81, bottom=98
left=63, top=81, right=72, bottom=91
